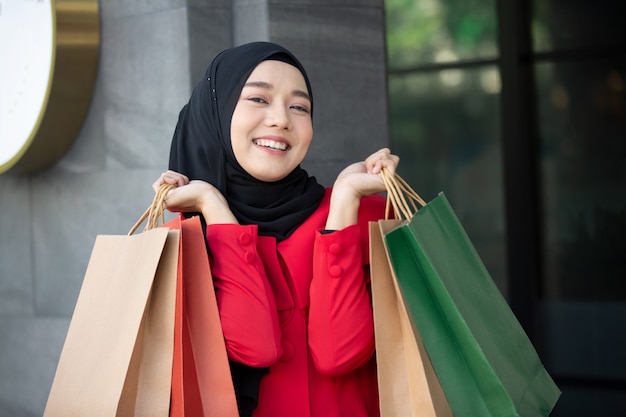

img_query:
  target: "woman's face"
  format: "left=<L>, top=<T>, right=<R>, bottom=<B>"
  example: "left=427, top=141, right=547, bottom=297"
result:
left=230, top=60, right=313, bottom=182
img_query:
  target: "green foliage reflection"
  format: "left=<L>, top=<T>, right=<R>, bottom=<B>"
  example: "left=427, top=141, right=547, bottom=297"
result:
left=385, top=0, right=497, bottom=68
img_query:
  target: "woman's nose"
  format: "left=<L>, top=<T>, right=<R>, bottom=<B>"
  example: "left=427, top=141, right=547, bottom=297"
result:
left=265, top=103, right=292, bottom=129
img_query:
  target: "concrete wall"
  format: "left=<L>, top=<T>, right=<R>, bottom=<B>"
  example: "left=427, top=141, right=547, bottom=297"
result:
left=0, top=0, right=389, bottom=415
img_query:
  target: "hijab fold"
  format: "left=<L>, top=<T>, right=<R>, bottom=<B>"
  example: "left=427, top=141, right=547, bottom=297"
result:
left=169, top=42, right=325, bottom=241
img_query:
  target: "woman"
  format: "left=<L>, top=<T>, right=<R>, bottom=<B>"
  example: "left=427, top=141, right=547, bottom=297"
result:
left=153, top=41, right=398, bottom=417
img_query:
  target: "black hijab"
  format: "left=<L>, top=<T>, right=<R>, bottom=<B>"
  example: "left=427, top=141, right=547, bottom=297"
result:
left=169, top=41, right=325, bottom=241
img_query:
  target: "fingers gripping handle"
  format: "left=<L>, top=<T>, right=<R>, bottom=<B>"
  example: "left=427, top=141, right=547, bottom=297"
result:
left=380, top=168, right=426, bottom=221
left=128, top=183, right=177, bottom=235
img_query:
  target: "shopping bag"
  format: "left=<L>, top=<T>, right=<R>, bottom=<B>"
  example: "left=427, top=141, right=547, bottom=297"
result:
left=44, top=185, right=179, bottom=417
left=168, top=214, right=239, bottom=417
left=129, top=186, right=238, bottom=416
left=370, top=220, right=453, bottom=417
left=379, top=169, right=561, bottom=417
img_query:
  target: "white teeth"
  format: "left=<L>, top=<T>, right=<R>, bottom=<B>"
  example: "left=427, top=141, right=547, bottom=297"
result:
left=254, top=139, right=288, bottom=151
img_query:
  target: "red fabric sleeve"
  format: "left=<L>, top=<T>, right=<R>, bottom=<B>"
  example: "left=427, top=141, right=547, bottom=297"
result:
left=308, top=224, right=376, bottom=376
left=206, top=223, right=282, bottom=367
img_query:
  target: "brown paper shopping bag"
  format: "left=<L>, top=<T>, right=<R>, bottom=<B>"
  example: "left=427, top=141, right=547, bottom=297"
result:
left=44, top=187, right=179, bottom=417
left=370, top=219, right=452, bottom=416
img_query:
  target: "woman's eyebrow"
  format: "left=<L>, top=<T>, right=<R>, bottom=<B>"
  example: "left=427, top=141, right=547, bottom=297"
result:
left=243, top=81, right=311, bottom=102
left=244, top=81, right=272, bottom=89
left=292, top=89, right=311, bottom=102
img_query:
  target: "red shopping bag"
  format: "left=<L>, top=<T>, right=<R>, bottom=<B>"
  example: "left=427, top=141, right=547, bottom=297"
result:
left=167, top=214, right=239, bottom=417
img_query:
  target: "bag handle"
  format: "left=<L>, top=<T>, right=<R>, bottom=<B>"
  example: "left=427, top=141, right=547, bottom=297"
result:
left=380, top=168, right=426, bottom=221
left=128, top=183, right=176, bottom=235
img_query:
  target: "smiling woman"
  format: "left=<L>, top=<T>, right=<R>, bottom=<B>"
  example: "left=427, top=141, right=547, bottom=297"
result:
left=152, top=42, right=399, bottom=417
left=0, top=0, right=99, bottom=174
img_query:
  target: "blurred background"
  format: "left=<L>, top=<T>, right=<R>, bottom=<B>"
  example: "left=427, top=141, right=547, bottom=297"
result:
left=0, top=0, right=624, bottom=415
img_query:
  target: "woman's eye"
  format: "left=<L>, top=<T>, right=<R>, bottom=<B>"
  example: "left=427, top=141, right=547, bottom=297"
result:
left=291, top=105, right=310, bottom=113
left=248, top=97, right=267, bottom=104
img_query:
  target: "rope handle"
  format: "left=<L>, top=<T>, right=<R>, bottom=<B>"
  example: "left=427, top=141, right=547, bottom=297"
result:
left=128, top=183, right=176, bottom=235
left=380, top=168, right=426, bottom=220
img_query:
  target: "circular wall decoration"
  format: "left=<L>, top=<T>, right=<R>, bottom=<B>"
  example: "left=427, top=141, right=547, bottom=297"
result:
left=0, top=0, right=100, bottom=174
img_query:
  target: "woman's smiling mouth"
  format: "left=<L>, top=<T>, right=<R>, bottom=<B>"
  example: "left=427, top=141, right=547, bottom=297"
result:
left=253, top=138, right=290, bottom=151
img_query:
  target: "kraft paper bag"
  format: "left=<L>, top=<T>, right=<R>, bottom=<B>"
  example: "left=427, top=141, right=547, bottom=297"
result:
left=169, top=215, right=239, bottom=417
left=370, top=220, right=453, bottom=417
left=43, top=227, right=179, bottom=417
left=380, top=170, right=560, bottom=417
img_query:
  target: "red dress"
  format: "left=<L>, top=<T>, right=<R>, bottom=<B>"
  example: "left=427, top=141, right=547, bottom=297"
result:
left=206, top=188, right=384, bottom=417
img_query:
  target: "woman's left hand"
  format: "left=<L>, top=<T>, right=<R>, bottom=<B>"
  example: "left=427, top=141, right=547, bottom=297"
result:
left=333, top=148, right=399, bottom=199
left=325, top=148, right=399, bottom=230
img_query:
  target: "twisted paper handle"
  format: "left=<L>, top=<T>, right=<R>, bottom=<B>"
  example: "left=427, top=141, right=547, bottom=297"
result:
left=128, top=183, right=176, bottom=235
left=380, top=168, right=426, bottom=221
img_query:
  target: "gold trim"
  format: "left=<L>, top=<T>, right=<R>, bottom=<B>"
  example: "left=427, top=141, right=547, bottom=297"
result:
left=1, top=0, right=100, bottom=174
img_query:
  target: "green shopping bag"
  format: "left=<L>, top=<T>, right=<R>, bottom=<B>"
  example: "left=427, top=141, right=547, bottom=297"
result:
left=379, top=170, right=560, bottom=417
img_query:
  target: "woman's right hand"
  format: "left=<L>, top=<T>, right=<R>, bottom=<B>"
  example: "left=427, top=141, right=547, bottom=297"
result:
left=152, top=170, right=238, bottom=225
